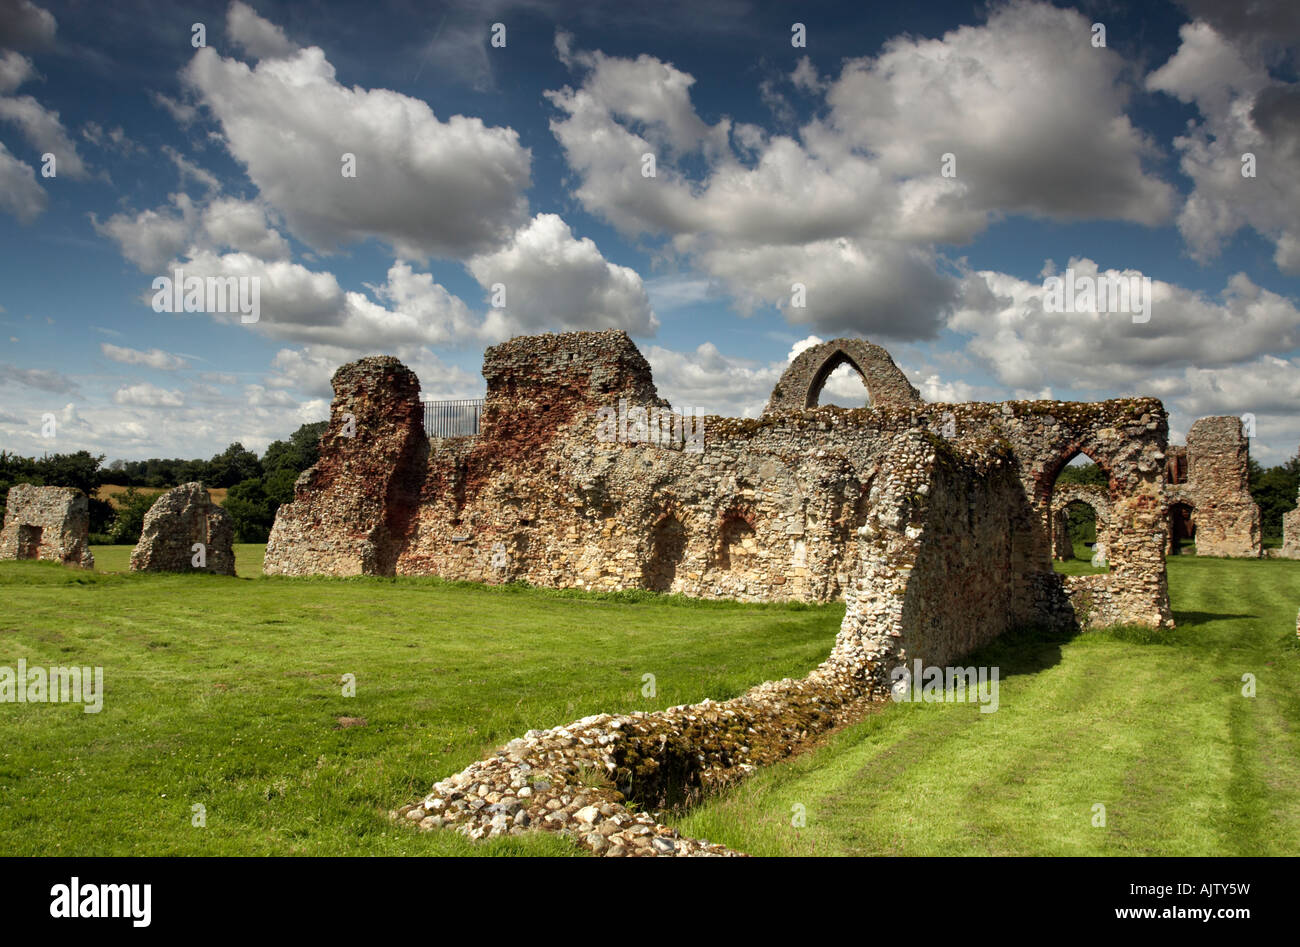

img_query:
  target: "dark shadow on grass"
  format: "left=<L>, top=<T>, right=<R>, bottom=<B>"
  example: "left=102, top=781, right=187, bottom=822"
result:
left=957, top=613, right=1196, bottom=680
left=1172, top=610, right=1256, bottom=629
left=960, top=623, right=1078, bottom=681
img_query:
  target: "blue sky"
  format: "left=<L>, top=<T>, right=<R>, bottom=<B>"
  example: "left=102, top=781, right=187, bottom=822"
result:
left=0, top=0, right=1297, bottom=463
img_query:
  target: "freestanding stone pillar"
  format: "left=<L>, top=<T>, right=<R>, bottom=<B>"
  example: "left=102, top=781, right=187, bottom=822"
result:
left=130, top=482, right=235, bottom=574
left=263, top=356, right=429, bottom=576
left=1175, top=417, right=1261, bottom=558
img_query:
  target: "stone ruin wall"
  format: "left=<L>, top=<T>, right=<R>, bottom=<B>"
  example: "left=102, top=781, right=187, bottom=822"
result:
left=394, top=431, right=1042, bottom=855
left=130, top=482, right=236, bottom=575
left=388, top=417, right=1170, bottom=855
left=1283, top=491, right=1300, bottom=559
left=265, top=329, right=1178, bottom=855
left=921, top=397, right=1173, bottom=631
left=1283, top=448, right=1300, bottom=559
left=1165, top=415, right=1261, bottom=558
left=264, top=358, right=429, bottom=576
left=0, top=484, right=93, bottom=569
left=267, top=330, right=1176, bottom=639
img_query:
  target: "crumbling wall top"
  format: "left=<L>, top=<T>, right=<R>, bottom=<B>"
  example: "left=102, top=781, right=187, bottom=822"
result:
left=1186, top=416, right=1250, bottom=490
left=480, top=329, right=665, bottom=442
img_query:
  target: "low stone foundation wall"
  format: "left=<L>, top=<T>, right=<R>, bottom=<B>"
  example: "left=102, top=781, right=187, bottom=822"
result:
left=395, top=670, right=874, bottom=856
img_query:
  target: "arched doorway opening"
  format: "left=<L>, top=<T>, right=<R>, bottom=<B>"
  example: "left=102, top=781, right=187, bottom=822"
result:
left=1054, top=499, right=1104, bottom=565
left=1046, top=451, right=1112, bottom=572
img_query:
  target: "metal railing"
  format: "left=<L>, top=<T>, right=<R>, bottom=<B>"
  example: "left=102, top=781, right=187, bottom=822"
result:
left=423, top=398, right=484, bottom=438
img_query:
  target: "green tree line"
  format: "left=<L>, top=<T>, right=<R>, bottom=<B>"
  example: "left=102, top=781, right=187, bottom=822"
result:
left=0, top=420, right=327, bottom=545
left=1249, top=455, right=1300, bottom=540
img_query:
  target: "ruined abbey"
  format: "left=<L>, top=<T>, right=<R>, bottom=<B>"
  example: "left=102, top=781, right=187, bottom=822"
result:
left=264, top=330, right=1277, bottom=662
left=259, top=330, right=1274, bottom=854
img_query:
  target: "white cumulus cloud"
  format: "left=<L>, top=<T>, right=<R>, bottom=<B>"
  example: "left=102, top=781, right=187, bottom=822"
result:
left=181, top=8, right=531, bottom=260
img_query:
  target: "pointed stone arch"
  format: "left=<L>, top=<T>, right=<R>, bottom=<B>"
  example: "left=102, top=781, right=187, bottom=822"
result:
left=1050, top=482, right=1112, bottom=565
left=763, top=338, right=922, bottom=416
left=807, top=349, right=870, bottom=409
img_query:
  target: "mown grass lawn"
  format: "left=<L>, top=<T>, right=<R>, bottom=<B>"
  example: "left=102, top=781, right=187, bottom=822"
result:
left=672, top=555, right=1300, bottom=855
left=1050, top=541, right=1110, bottom=576
left=0, top=549, right=838, bottom=855
left=90, top=542, right=266, bottom=577
left=3, top=548, right=1295, bottom=856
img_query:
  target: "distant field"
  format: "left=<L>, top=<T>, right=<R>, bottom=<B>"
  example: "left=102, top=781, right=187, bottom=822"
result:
left=91, top=543, right=265, bottom=577
left=96, top=484, right=227, bottom=508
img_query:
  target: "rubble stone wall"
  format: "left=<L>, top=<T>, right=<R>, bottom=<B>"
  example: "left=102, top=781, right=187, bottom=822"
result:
left=267, top=330, right=1174, bottom=634
left=395, top=430, right=1038, bottom=855
left=0, top=484, right=93, bottom=569
left=130, top=482, right=235, bottom=575
left=1282, top=485, right=1300, bottom=559
left=1167, top=416, right=1261, bottom=558
left=265, top=357, right=429, bottom=576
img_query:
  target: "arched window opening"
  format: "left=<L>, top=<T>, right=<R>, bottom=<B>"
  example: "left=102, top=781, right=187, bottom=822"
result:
left=808, top=351, right=871, bottom=409
left=1055, top=500, right=1101, bottom=563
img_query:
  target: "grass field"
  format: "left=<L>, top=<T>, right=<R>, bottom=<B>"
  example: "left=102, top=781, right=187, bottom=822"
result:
left=91, top=543, right=265, bottom=577
left=1052, top=541, right=1110, bottom=576
left=0, top=551, right=836, bottom=855
left=671, top=555, right=1300, bottom=855
left=1, top=548, right=1296, bottom=856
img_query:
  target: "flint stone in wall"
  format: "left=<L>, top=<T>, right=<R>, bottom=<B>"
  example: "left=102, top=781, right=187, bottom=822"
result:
left=0, top=484, right=94, bottom=568
left=130, top=482, right=235, bottom=574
